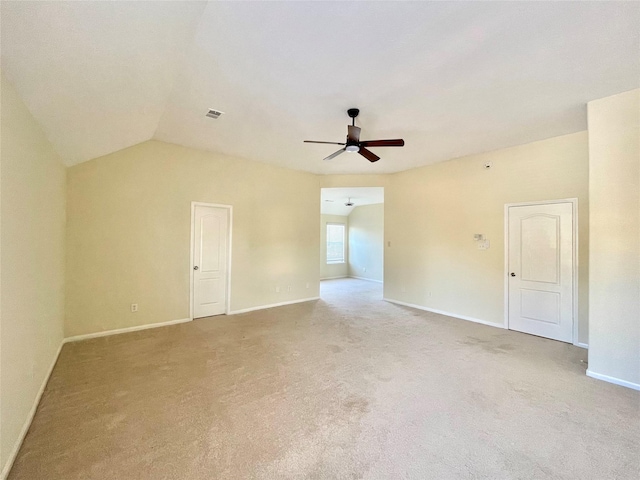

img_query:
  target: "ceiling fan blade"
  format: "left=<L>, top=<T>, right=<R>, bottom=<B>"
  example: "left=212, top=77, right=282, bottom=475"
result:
left=323, top=149, right=346, bottom=161
left=347, top=125, right=361, bottom=143
left=358, top=147, right=380, bottom=163
left=359, top=139, right=405, bottom=147
left=304, top=140, right=346, bottom=145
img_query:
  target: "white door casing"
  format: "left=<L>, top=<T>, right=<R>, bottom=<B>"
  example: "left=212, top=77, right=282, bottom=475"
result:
left=507, top=201, right=575, bottom=343
left=192, top=204, right=230, bottom=318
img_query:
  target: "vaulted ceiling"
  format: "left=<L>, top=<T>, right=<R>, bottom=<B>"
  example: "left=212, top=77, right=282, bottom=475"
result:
left=2, top=1, right=639, bottom=174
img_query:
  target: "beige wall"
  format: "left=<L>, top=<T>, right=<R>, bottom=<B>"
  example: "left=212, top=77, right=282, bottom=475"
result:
left=587, top=89, right=640, bottom=387
left=0, top=74, right=66, bottom=474
left=66, top=140, right=320, bottom=337
left=348, top=204, right=384, bottom=282
left=319, top=175, right=389, bottom=190
left=320, top=214, right=349, bottom=279
left=385, top=132, right=590, bottom=344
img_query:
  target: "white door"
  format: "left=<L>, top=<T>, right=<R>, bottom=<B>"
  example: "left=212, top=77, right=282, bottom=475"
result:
left=193, top=205, right=229, bottom=318
left=507, top=202, right=574, bottom=343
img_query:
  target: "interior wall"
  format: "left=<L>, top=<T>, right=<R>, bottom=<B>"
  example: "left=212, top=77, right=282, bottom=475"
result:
left=385, top=131, right=590, bottom=345
left=587, top=89, right=639, bottom=388
left=0, top=74, right=66, bottom=475
left=348, top=204, right=384, bottom=282
left=319, top=175, right=389, bottom=190
left=65, top=140, right=320, bottom=337
left=320, top=214, right=349, bottom=279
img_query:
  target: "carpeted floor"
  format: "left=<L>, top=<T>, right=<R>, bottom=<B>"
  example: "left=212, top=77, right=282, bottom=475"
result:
left=9, top=279, right=639, bottom=479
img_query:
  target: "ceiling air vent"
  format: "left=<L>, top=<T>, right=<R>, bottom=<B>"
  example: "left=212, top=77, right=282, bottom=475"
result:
left=206, top=109, right=224, bottom=119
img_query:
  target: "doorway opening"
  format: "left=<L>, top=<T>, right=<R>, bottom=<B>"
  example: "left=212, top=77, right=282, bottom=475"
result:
left=320, top=187, right=384, bottom=299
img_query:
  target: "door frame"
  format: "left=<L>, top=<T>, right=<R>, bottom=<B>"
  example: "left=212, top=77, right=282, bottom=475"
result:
left=190, top=201, right=233, bottom=319
left=503, top=198, right=579, bottom=345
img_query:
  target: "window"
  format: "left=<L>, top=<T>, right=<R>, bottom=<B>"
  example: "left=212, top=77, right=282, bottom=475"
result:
left=326, top=223, right=345, bottom=264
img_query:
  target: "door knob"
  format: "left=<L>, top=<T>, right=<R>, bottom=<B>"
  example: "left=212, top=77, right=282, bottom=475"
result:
left=194, top=266, right=199, bottom=270
left=510, top=272, right=516, bottom=277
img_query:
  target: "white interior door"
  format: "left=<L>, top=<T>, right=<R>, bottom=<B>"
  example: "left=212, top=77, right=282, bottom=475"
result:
left=193, top=205, right=229, bottom=318
left=507, top=202, right=574, bottom=342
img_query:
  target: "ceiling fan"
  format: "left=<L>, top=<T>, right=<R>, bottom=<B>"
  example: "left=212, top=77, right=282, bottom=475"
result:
left=304, top=108, right=404, bottom=162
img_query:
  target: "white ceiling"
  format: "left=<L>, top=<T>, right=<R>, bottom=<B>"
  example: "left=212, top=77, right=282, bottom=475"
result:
left=2, top=1, right=639, bottom=174
left=321, top=187, right=384, bottom=216
left=0, top=1, right=206, bottom=164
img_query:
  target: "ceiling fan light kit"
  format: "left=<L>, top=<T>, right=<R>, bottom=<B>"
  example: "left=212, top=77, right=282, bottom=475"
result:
left=304, top=108, right=404, bottom=163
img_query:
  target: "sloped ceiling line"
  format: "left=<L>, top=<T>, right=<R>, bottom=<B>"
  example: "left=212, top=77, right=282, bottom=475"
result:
left=2, top=1, right=639, bottom=174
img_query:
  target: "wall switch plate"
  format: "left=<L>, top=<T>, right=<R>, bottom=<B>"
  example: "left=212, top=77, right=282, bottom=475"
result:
left=130, top=303, right=138, bottom=312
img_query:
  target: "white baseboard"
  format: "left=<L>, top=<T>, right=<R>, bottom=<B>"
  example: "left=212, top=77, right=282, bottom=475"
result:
left=348, top=275, right=383, bottom=283
left=229, top=297, right=320, bottom=315
left=575, top=342, right=589, bottom=349
left=383, top=298, right=505, bottom=329
left=586, top=370, right=640, bottom=391
left=1, top=341, right=64, bottom=480
left=320, top=275, right=348, bottom=280
left=64, top=317, right=192, bottom=343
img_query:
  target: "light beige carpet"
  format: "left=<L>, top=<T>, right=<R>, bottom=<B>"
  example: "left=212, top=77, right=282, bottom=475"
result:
left=9, top=279, right=639, bottom=479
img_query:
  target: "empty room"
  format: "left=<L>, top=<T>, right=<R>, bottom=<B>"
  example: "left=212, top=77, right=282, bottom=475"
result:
left=1, top=1, right=639, bottom=479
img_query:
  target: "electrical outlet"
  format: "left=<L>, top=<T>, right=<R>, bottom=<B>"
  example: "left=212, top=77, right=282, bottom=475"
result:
left=306, top=282, right=310, bottom=289
left=131, top=303, right=138, bottom=312
left=275, top=286, right=280, bottom=293
left=363, top=267, right=367, bottom=272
